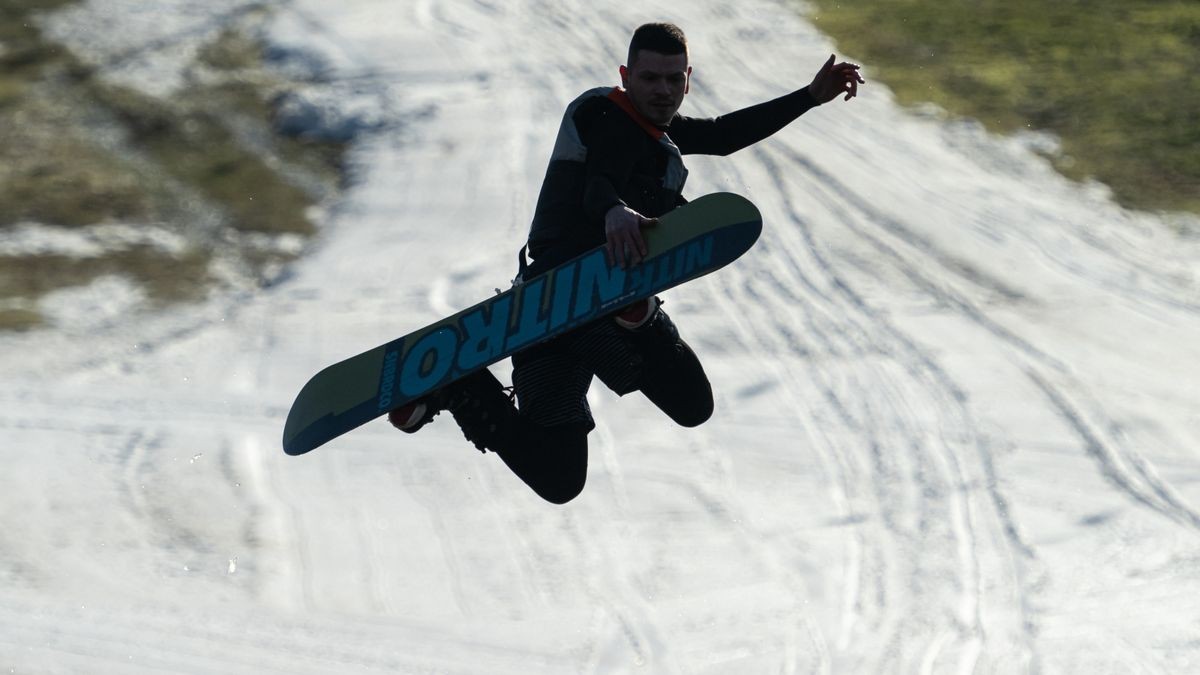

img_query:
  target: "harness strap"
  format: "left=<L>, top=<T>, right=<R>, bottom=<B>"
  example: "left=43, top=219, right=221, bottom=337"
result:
left=512, top=244, right=529, bottom=287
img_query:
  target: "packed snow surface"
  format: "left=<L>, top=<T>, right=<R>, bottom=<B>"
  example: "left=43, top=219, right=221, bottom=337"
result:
left=5, top=0, right=1200, bottom=673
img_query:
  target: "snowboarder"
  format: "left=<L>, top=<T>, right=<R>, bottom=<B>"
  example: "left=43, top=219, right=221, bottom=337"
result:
left=388, top=22, right=864, bottom=504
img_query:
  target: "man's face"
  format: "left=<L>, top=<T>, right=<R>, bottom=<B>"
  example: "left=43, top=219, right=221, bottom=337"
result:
left=620, top=50, right=691, bottom=126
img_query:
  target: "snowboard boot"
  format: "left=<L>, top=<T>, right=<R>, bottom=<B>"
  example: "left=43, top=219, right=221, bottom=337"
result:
left=389, top=370, right=518, bottom=453
left=387, top=369, right=518, bottom=452
left=441, top=369, right=520, bottom=453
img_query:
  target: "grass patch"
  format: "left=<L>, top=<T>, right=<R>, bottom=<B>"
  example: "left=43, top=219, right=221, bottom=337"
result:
left=804, top=0, right=1200, bottom=215
left=0, top=2, right=346, bottom=330
left=197, top=26, right=264, bottom=72
left=0, top=246, right=213, bottom=304
left=196, top=28, right=347, bottom=188
left=0, top=95, right=154, bottom=227
left=0, top=308, right=45, bottom=332
left=0, top=0, right=152, bottom=229
left=0, top=1, right=78, bottom=68
left=88, top=80, right=318, bottom=236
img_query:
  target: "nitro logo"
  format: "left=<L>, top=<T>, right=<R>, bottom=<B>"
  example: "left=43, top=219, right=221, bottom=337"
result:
left=376, top=231, right=719, bottom=407
left=376, top=350, right=400, bottom=410
left=399, top=327, right=458, bottom=398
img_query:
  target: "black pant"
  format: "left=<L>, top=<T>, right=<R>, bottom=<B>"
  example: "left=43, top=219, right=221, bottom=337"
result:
left=496, top=336, right=713, bottom=504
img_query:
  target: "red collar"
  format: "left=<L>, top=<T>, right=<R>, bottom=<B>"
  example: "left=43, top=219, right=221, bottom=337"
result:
left=606, top=87, right=666, bottom=140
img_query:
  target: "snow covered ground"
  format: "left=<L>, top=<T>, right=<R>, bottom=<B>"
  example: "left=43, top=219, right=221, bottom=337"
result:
left=4, top=0, right=1200, bottom=672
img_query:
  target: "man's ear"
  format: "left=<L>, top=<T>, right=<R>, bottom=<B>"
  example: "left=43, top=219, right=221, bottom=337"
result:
left=619, top=64, right=628, bottom=88
left=685, top=65, right=692, bottom=94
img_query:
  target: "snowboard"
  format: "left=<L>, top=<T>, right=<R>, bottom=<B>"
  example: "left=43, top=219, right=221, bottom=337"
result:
left=283, top=191, right=762, bottom=456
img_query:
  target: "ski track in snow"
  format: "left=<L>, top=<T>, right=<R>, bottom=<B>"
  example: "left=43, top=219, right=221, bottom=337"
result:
left=3, top=0, right=1200, bottom=673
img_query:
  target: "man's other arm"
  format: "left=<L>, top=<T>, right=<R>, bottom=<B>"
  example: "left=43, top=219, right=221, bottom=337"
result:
left=670, top=55, right=864, bottom=156
left=578, top=100, right=660, bottom=267
left=578, top=101, right=641, bottom=222
left=669, top=87, right=819, bottom=156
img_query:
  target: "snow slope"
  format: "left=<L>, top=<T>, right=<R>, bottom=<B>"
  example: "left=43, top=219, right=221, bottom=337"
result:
left=4, top=0, right=1200, bottom=672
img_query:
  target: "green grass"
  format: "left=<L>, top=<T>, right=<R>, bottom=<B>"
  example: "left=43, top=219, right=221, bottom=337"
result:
left=0, top=247, right=213, bottom=304
left=0, top=2, right=345, bottom=330
left=804, top=0, right=1200, bottom=215
left=87, top=81, right=318, bottom=236
left=0, top=95, right=154, bottom=227
left=0, top=308, right=45, bottom=332
left=0, top=1, right=77, bottom=61
left=0, top=1, right=148, bottom=228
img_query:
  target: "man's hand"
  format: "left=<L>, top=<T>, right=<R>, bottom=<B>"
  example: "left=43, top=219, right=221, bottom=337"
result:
left=808, top=54, right=865, bottom=104
left=604, top=204, right=658, bottom=269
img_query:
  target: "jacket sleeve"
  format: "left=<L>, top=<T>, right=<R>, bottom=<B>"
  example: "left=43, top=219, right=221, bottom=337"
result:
left=577, top=101, right=641, bottom=222
left=670, top=86, right=819, bottom=156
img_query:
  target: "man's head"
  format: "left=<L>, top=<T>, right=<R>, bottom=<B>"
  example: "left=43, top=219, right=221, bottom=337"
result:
left=620, top=23, right=691, bottom=126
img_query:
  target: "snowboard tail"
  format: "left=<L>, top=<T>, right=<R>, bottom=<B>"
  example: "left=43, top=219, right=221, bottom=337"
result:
left=283, top=192, right=762, bottom=456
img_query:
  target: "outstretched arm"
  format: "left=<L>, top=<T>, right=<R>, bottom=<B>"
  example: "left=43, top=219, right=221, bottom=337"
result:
left=670, top=54, right=865, bottom=156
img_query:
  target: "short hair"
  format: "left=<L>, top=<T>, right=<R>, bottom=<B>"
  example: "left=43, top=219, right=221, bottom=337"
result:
left=627, top=23, right=688, bottom=68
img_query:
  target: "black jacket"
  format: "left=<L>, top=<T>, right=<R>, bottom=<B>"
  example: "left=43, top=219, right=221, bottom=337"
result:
left=524, top=86, right=819, bottom=276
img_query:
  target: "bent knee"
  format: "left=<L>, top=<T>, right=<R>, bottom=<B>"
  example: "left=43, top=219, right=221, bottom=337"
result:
left=537, top=471, right=587, bottom=505
left=671, top=394, right=714, bottom=428
left=645, top=377, right=713, bottom=428
left=512, top=421, right=589, bottom=504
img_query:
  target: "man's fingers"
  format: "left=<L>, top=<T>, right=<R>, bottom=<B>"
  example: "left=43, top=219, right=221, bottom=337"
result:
left=606, top=214, right=658, bottom=268
left=606, top=230, right=628, bottom=267
left=619, top=232, right=641, bottom=267
left=632, top=228, right=648, bottom=258
left=832, top=63, right=863, bottom=81
left=609, top=232, right=648, bottom=268
left=627, top=232, right=643, bottom=267
left=829, top=64, right=862, bottom=101
left=638, top=219, right=656, bottom=256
